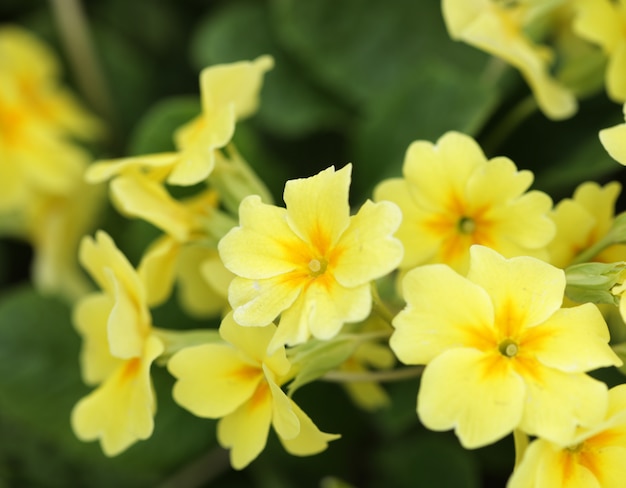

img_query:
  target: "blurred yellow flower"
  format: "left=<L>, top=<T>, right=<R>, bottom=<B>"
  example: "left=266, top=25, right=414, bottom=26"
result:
left=71, top=231, right=164, bottom=456
left=219, top=164, right=403, bottom=352
left=391, top=245, right=621, bottom=448
left=549, top=181, right=626, bottom=268
left=442, top=0, right=576, bottom=119
left=574, top=0, right=626, bottom=102
left=600, top=103, right=626, bottom=166
left=508, top=384, right=626, bottom=488
left=168, top=313, right=339, bottom=469
left=374, top=131, right=554, bottom=274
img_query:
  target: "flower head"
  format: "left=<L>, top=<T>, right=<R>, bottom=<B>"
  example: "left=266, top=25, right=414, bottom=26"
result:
left=374, top=131, right=555, bottom=274
left=600, top=103, right=626, bottom=166
left=391, top=245, right=621, bottom=448
left=71, top=231, right=164, bottom=456
left=168, top=313, right=339, bottom=469
left=219, top=164, right=403, bottom=352
left=508, top=384, right=626, bottom=488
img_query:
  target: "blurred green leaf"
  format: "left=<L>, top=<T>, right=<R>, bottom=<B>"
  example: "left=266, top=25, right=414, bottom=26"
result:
left=127, top=96, right=200, bottom=155
left=191, top=0, right=350, bottom=137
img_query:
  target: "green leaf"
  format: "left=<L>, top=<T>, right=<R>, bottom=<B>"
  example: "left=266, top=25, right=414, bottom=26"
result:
left=191, top=0, right=349, bottom=137
left=127, top=96, right=200, bottom=155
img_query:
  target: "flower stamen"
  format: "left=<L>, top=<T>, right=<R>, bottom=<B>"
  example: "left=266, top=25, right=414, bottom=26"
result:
left=499, top=339, right=519, bottom=358
left=458, top=216, right=476, bottom=234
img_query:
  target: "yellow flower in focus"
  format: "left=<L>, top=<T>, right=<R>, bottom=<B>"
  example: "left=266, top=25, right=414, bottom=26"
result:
left=219, top=164, right=403, bottom=353
left=574, top=0, right=626, bottom=102
left=374, top=131, right=554, bottom=274
left=600, top=103, right=626, bottom=166
left=442, top=0, right=577, bottom=119
left=168, top=313, right=339, bottom=470
left=391, top=245, right=621, bottom=448
left=71, top=231, right=164, bottom=456
left=549, top=181, right=626, bottom=268
left=508, top=384, right=626, bottom=488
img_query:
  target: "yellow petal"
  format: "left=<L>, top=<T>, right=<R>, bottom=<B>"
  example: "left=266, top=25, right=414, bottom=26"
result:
left=391, top=264, right=494, bottom=365
left=585, top=447, right=626, bottom=488
left=217, top=381, right=273, bottom=470
left=84, top=153, right=178, bottom=184
left=467, top=246, right=565, bottom=330
left=418, top=348, right=525, bottom=449
left=548, top=198, right=596, bottom=268
left=110, top=175, right=192, bottom=241
left=600, top=117, right=626, bottom=166
left=138, top=236, right=180, bottom=307
left=524, top=304, right=621, bottom=373
left=466, top=157, right=533, bottom=209
left=73, top=293, right=122, bottom=385
left=573, top=0, right=622, bottom=53
left=266, top=367, right=300, bottom=440
left=279, top=397, right=340, bottom=456
left=70, top=335, right=163, bottom=456
left=169, top=343, right=263, bottom=418
left=283, top=165, right=351, bottom=250
left=518, top=366, right=608, bottom=444
left=219, top=195, right=302, bottom=278
left=607, top=40, right=626, bottom=102
left=229, top=274, right=301, bottom=327
left=333, top=200, right=403, bottom=287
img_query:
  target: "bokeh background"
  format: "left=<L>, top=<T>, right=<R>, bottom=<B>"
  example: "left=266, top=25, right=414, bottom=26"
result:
left=1, top=0, right=625, bottom=486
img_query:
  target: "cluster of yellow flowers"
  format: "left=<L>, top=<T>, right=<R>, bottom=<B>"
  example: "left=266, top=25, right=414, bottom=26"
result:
left=6, top=4, right=626, bottom=485
left=0, top=25, right=103, bottom=300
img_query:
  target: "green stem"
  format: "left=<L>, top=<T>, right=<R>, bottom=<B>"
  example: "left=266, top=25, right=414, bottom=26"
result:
left=370, top=282, right=396, bottom=326
left=513, top=429, right=529, bottom=469
left=49, top=0, right=114, bottom=123
left=571, top=213, right=626, bottom=265
left=322, top=366, right=423, bottom=383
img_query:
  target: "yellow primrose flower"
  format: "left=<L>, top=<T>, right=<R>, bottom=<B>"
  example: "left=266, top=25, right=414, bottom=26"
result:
left=574, top=0, right=626, bottom=102
left=600, top=103, right=626, bottom=166
left=0, top=25, right=101, bottom=212
left=218, top=164, right=404, bottom=353
left=71, top=231, right=164, bottom=456
left=374, top=131, right=555, bottom=274
left=168, top=313, right=339, bottom=470
left=442, top=0, right=577, bottom=119
left=549, top=181, right=626, bottom=268
left=508, top=384, right=626, bottom=488
left=390, top=245, right=621, bottom=449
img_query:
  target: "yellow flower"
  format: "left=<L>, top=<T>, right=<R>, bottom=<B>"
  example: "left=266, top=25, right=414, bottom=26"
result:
left=508, top=384, right=626, bottom=488
left=549, top=181, right=626, bottom=268
left=374, top=131, right=554, bottom=274
left=390, top=245, right=621, bottom=448
left=600, top=103, right=626, bottom=166
left=574, top=0, right=626, bottom=102
left=218, top=164, right=403, bottom=352
left=442, top=0, right=577, bottom=119
left=71, top=231, right=164, bottom=456
left=168, top=313, right=339, bottom=469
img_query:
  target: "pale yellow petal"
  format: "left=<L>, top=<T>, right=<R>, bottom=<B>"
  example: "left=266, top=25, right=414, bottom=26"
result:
left=70, top=335, right=163, bottom=456
left=73, top=293, right=122, bottom=385
left=169, top=343, right=263, bottom=418
left=267, top=293, right=312, bottom=353
left=574, top=181, right=621, bottom=239
left=418, top=348, right=525, bottom=449
left=110, top=175, right=192, bottom=241
left=217, top=381, right=273, bottom=470
left=600, top=119, right=626, bottom=166
left=403, top=132, right=485, bottom=213
left=524, top=304, right=620, bottom=373
left=548, top=198, right=595, bottom=268
left=199, top=55, right=273, bottom=119
left=606, top=40, right=626, bottom=102
left=219, top=196, right=302, bottom=278
left=279, top=398, right=340, bottom=456
left=391, top=264, right=495, bottom=365
left=518, top=366, right=608, bottom=444
left=138, top=236, right=180, bottom=307
left=506, top=440, right=564, bottom=488
left=265, top=367, right=299, bottom=441
left=229, top=274, right=302, bottom=327
left=284, top=165, right=351, bottom=251
left=176, top=244, right=227, bottom=318
left=586, top=447, right=626, bottom=488
left=466, top=157, right=533, bottom=208
left=573, top=0, right=622, bottom=53
left=333, top=200, right=403, bottom=287
left=84, top=153, right=178, bottom=184
left=201, top=255, right=234, bottom=300
left=467, top=246, right=565, bottom=330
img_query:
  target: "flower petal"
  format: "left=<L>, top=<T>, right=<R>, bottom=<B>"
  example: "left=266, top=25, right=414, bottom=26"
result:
left=217, top=381, right=273, bottom=470
left=600, top=117, right=626, bottom=166
left=391, top=264, right=495, bottom=365
left=333, top=199, right=403, bottom=287
left=169, top=343, right=263, bottom=418
left=138, top=236, right=180, bottom=307
left=418, top=348, right=525, bottom=449
left=279, top=398, right=340, bottom=456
